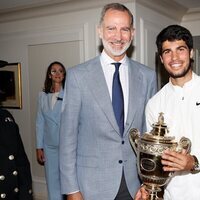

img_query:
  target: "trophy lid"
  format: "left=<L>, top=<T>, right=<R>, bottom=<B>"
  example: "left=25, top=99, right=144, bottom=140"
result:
left=142, top=113, right=175, bottom=143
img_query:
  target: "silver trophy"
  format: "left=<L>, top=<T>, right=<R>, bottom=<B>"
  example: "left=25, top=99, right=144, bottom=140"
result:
left=129, top=113, right=191, bottom=200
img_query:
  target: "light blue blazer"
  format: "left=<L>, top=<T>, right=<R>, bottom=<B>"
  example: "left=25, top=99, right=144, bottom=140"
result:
left=36, top=90, right=64, bottom=148
left=36, top=89, right=64, bottom=200
left=59, top=56, right=157, bottom=200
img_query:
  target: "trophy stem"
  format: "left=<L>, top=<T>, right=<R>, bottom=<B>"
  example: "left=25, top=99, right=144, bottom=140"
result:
left=145, top=184, right=163, bottom=200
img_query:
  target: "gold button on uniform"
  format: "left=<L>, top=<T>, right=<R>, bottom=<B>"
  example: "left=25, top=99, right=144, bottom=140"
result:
left=0, top=175, right=5, bottom=181
left=0, top=193, right=6, bottom=198
left=8, top=155, right=14, bottom=160
left=12, top=171, right=18, bottom=176
left=28, top=189, right=32, bottom=194
left=14, top=188, right=19, bottom=193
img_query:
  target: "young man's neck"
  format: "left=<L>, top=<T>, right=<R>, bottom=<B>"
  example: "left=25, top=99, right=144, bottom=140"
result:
left=170, top=70, right=193, bottom=87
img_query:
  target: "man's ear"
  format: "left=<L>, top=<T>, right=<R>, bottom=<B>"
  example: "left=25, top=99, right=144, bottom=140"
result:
left=190, top=49, right=194, bottom=59
left=98, top=25, right=103, bottom=39
left=160, top=55, right=164, bottom=64
left=131, top=28, right=135, bottom=41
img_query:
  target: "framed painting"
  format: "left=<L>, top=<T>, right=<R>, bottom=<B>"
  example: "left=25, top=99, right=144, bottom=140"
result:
left=0, top=63, right=22, bottom=109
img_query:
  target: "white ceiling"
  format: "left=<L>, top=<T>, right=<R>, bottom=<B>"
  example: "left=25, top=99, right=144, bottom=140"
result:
left=0, top=0, right=70, bottom=13
left=0, top=0, right=200, bottom=13
left=173, top=0, right=200, bottom=9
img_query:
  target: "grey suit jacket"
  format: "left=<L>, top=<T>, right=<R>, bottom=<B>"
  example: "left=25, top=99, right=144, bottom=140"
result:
left=59, top=56, right=157, bottom=200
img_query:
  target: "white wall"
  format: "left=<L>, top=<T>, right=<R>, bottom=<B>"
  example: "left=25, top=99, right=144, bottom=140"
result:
left=181, top=11, right=200, bottom=75
left=181, top=9, right=200, bottom=36
left=134, top=3, right=177, bottom=69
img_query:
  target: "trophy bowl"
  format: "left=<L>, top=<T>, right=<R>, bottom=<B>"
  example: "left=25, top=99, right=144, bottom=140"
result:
left=129, top=113, right=191, bottom=200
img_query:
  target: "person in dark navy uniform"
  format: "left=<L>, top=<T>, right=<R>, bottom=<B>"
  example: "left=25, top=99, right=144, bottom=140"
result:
left=0, top=60, right=33, bottom=200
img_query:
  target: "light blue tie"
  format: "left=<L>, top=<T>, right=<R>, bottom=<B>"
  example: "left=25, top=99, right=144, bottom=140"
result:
left=112, top=62, right=124, bottom=136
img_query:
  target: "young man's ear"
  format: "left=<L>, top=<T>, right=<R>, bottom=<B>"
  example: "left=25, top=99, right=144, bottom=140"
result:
left=160, top=55, right=164, bottom=64
left=190, top=49, right=194, bottom=59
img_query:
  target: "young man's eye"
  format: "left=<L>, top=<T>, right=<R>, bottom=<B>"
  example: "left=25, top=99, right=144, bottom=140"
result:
left=162, top=50, right=170, bottom=55
left=179, top=48, right=186, bottom=51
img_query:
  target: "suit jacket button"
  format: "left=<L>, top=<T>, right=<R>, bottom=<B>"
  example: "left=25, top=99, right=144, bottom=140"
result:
left=0, top=175, right=5, bottom=181
left=119, top=160, right=123, bottom=164
left=0, top=193, right=6, bottom=198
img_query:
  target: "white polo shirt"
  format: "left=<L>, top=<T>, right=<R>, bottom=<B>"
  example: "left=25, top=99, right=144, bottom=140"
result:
left=145, top=72, right=200, bottom=200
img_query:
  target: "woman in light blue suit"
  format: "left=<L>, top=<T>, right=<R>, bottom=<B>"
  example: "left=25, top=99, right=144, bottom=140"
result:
left=36, top=61, right=66, bottom=200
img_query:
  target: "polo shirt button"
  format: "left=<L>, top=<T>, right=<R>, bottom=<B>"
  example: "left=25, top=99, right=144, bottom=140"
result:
left=119, top=160, right=123, bottom=164
left=121, top=140, right=124, bottom=144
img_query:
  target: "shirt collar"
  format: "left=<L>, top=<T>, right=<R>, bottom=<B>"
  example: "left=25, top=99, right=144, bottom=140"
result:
left=169, top=72, right=198, bottom=91
left=100, top=50, right=127, bottom=67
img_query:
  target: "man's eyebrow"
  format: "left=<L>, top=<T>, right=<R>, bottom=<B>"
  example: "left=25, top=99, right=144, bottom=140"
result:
left=162, top=48, right=170, bottom=53
left=177, top=45, right=188, bottom=49
left=162, top=45, right=188, bottom=53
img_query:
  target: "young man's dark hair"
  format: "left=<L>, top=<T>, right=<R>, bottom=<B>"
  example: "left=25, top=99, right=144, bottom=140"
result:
left=156, top=24, right=193, bottom=56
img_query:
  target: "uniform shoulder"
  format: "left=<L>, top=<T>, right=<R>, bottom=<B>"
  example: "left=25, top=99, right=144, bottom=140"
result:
left=0, top=109, right=13, bottom=119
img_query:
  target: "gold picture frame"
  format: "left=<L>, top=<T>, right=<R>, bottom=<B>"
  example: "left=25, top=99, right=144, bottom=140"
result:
left=0, top=63, right=22, bottom=109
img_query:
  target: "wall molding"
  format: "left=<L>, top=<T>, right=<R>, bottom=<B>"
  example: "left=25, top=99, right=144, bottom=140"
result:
left=32, top=176, right=47, bottom=200
left=182, top=7, right=200, bottom=22
left=136, top=0, right=187, bottom=21
left=0, top=0, right=132, bottom=23
left=0, top=0, right=194, bottom=23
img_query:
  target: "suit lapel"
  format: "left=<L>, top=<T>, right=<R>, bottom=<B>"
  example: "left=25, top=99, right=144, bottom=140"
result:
left=84, top=57, right=145, bottom=136
left=124, top=60, right=143, bottom=136
left=85, top=57, right=120, bottom=134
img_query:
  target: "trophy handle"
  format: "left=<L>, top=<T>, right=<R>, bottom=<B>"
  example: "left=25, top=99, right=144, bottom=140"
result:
left=129, top=128, right=140, bottom=153
left=177, top=137, right=191, bottom=153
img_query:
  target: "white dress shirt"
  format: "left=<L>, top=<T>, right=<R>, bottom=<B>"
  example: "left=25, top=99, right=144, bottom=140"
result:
left=100, top=50, right=129, bottom=123
left=51, top=92, right=59, bottom=109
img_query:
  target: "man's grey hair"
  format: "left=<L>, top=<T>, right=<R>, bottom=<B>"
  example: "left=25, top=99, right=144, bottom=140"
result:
left=99, top=3, right=134, bottom=27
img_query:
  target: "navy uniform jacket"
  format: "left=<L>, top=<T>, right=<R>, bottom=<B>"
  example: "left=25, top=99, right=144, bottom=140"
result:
left=0, top=109, right=33, bottom=200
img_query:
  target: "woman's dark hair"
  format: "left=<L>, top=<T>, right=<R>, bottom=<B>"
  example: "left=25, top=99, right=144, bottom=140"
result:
left=43, top=61, right=66, bottom=93
left=156, top=24, right=193, bottom=56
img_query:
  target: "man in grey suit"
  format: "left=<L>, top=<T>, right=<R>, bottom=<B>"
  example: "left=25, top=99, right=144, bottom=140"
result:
left=59, top=3, right=157, bottom=200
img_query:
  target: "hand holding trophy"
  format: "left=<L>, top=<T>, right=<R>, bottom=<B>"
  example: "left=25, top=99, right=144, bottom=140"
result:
left=129, top=113, right=191, bottom=200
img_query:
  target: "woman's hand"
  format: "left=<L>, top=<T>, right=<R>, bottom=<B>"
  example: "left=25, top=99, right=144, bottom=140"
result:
left=67, top=192, right=83, bottom=200
left=36, top=148, right=45, bottom=165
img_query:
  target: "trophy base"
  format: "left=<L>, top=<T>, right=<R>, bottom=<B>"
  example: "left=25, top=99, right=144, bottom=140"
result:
left=145, top=184, right=163, bottom=200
